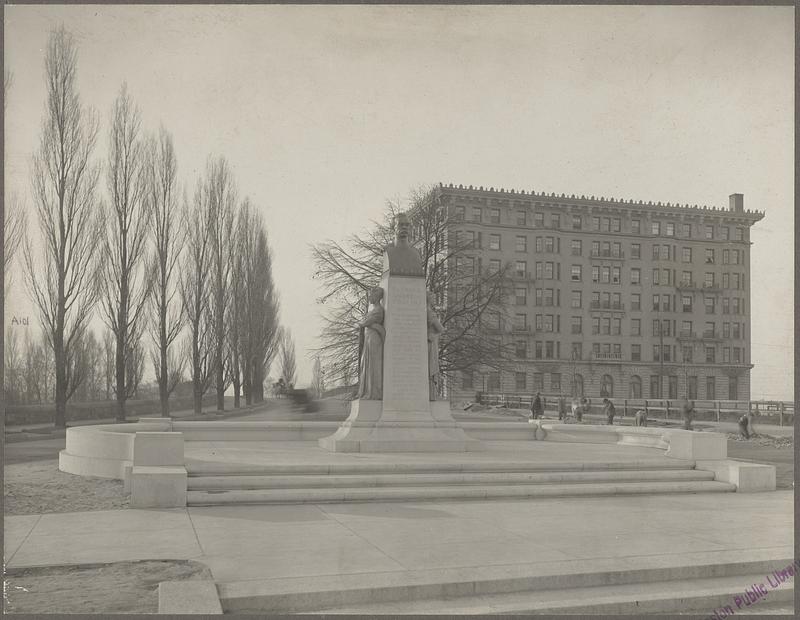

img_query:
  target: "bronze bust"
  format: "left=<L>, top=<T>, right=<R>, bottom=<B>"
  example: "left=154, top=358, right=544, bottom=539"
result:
left=383, top=212, right=424, bottom=276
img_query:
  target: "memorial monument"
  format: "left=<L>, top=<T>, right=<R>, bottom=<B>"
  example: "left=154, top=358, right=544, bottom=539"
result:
left=319, top=213, right=482, bottom=452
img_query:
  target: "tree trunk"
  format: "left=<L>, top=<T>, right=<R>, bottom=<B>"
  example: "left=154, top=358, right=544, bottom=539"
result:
left=54, top=346, right=67, bottom=428
left=115, top=334, right=126, bottom=422
left=159, top=307, right=169, bottom=417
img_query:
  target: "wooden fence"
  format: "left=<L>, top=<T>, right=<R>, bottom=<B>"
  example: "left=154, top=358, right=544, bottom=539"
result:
left=475, top=393, right=794, bottom=426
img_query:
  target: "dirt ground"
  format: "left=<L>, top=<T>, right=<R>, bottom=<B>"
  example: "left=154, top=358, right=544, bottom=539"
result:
left=3, top=560, right=213, bottom=614
left=3, top=459, right=128, bottom=515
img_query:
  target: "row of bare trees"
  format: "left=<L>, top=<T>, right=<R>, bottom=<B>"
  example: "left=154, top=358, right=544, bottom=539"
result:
left=311, top=186, right=515, bottom=391
left=8, top=26, right=281, bottom=427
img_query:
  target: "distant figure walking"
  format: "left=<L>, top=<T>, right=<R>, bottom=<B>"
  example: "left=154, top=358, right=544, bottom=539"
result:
left=602, top=398, right=616, bottom=425
left=530, top=392, right=543, bottom=419
left=682, top=399, right=695, bottom=431
left=570, top=398, right=580, bottom=422
left=557, top=395, right=567, bottom=421
left=634, top=409, right=648, bottom=427
left=738, top=412, right=753, bottom=439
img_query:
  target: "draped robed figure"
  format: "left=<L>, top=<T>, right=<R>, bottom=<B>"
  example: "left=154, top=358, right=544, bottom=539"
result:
left=357, top=287, right=385, bottom=400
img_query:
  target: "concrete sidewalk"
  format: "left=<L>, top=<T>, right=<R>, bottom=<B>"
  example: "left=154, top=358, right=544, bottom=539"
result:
left=5, top=491, right=793, bottom=586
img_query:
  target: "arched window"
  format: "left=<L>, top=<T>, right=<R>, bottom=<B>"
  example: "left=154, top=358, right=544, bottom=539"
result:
left=601, top=374, right=614, bottom=397
left=572, top=373, right=584, bottom=397
left=630, top=375, right=642, bottom=399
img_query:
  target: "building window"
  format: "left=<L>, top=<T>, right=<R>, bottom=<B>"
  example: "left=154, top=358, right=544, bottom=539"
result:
left=733, top=347, right=742, bottom=363
left=631, top=243, right=640, bottom=259
left=705, top=347, right=716, bottom=363
left=591, top=216, right=600, bottom=231
left=612, top=318, right=621, bottom=335
left=705, top=297, right=715, bottom=314
left=572, top=215, right=581, bottom=230
left=454, top=206, right=465, bottom=221
left=630, top=375, right=642, bottom=398
left=665, top=222, right=675, bottom=236
left=544, top=262, right=554, bottom=279
left=489, top=234, right=501, bottom=250
left=681, top=223, right=691, bottom=238
left=682, top=296, right=692, bottom=312
left=651, top=222, right=661, bottom=235
left=571, top=265, right=582, bottom=282
left=652, top=294, right=660, bottom=311
left=515, top=236, right=527, bottom=252
left=735, top=228, right=744, bottom=241
left=682, top=345, right=693, bottom=363
left=728, top=376, right=738, bottom=400
left=570, top=290, right=581, bottom=308
left=631, top=268, right=640, bottom=285
left=488, top=259, right=501, bottom=274
left=600, top=375, right=614, bottom=397
left=544, top=237, right=555, bottom=253
left=487, top=372, right=500, bottom=391
left=515, top=371, right=526, bottom=391
left=572, top=373, right=584, bottom=397
left=601, top=266, right=611, bottom=284
left=592, top=317, right=600, bottom=335
left=551, top=373, right=562, bottom=392
left=723, top=347, right=730, bottom=363
left=517, top=210, right=526, bottom=226
left=545, top=341, right=554, bottom=358
left=705, top=225, right=714, bottom=240
left=631, top=293, right=640, bottom=311
left=705, top=248, right=715, bottom=264
left=514, top=313, right=527, bottom=330
left=570, top=239, right=582, bottom=256
left=668, top=376, right=678, bottom=399
left=732, top=323, right=741, bottom=339
left=650, top=375, right=661, bottom=398
left=631, top=318, right=641, bottom=336
left=533, top=370, right=544, bottom=389
left=489, top=208, right=500, bottom=224
left=652, top=268, right=660, bottom=285
left=682, top=375, right=695, bottom=399
left=682, top=247, right=692, bottom=262
left=721, top=226, right=729, bottom=241
left=704, top=272, right=715, bottom=288
left=534, top=212, right=544, bottom=227
left=515, top=287, right=527, bottom=306
left=703, top=321, right=715, bottom=338
left=722, top=273, right=729, bottom=289
left=632, top=219, right=640, bottom=234
left=462, top=370, right=473, bottom=389
left=571, top=316, right=582, bottom=334
left=706, top=376, right=716, bottom=400
left=550, top=214, right=560, bottom=229
left=515, top=261, right=527, bottom=277
left=612, top=218, right=621, bottom=233
left=631, top=344, right=641, bottom=361
left=601, top=217, right=610, bottom=232
left=471, top=207, right=482, bottom=222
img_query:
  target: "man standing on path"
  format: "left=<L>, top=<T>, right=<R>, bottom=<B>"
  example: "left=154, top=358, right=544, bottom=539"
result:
left=682, top=399, right=695, bottom=430
left=530, top=392, right=543, bottom=419
left=602, top=398, right=616, bottom=425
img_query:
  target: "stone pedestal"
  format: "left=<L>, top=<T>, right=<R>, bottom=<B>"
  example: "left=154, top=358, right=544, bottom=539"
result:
left=319, top=273, right=481, bottom=453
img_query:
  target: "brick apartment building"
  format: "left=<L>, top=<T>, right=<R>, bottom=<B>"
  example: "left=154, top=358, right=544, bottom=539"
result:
left=436, top=183, right=764, bottom=403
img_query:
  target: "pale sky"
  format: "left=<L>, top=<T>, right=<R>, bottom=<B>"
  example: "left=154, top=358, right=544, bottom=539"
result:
left=4, top=4, right=794, bottom=399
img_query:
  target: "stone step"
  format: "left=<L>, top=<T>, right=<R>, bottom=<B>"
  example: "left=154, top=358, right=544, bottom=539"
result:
left=219, top=551, right=794, bottom=614
left=187, top=479, right=734, bottom=505
left=187, top=468, right=716, bottom=491
left=185, top=459, right=696, bottom=477
left=312, top=573, right=793, bottom=615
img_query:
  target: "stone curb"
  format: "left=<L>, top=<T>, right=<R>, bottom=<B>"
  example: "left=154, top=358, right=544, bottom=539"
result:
left=158, top=580, right=222, bottom=614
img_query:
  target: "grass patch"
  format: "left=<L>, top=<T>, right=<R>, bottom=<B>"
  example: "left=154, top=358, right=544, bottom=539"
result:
left=4, top=460, right=128, bottom=515
left=3, top=560, right=212, bottom=614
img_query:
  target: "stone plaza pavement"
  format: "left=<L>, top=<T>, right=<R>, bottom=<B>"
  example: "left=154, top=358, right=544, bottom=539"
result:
left=5, top=490, right=793, bottom=587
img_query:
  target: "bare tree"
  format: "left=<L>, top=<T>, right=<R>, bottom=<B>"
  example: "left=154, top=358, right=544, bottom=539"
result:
left=279, top=328, right=297, bottom=387
left=237, top=205, right=281, bottom=404
left=227, top=199, right=250, bottom=408
left=206, top=157, right=237, bottom=411
left=99, top=84, right=150, bottom=421
left=24, top=26, right=104, bottom=428
left=3, top=70, right=27, bottom=290
left=311, top=185, right=513, bottom=389
left=4, top=327, right=22, bottom=404
left=180, top=179, right=215, bottom=413
left=144, top=126, right=184, bottom=415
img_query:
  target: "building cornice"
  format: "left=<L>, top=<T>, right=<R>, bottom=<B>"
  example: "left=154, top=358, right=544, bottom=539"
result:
left=437, top=182, right=765, bottom=225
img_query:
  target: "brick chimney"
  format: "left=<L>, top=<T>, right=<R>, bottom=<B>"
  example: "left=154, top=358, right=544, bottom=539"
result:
left=729, top=193, right=744, bottom=213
